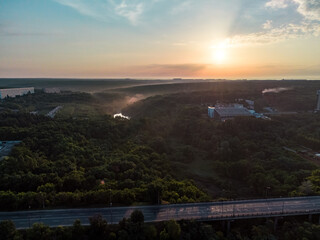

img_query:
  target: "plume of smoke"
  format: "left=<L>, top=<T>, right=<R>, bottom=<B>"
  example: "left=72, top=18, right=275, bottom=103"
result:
left=113, top=113, right=130, bottom=119
left=125, top=94, right=144, bottom=104
left=262, top=87, right=292, bottom=94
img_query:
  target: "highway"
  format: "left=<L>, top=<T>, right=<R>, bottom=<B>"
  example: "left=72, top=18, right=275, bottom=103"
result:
left=1, top=196, right=320, bottom=229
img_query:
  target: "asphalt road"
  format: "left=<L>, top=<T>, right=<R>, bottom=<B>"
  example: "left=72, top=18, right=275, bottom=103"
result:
left=1, top=196, right=320, bottom=229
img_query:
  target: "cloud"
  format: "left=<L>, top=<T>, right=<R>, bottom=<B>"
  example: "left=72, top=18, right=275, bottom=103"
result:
left=293, top=0, right=320, bottom=21
left=266, top=0, right=289, bottom=9
left=263, top=20, right=273, bottom=29
left=226, top=21, right=320, bottom=47
left=114, top=1, right=144, bottom=25
left=53, top=0, right=196, bottom=25
left=266, top=0, right=320, bottom=21
left=53, top=0, right=145, bottom=25
left=54, top=0, right=103, bottom=20
left=233, top=0, right=320, bottom=47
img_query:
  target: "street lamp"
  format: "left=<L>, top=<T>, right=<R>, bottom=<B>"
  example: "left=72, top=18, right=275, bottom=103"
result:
left=28, top=205, right=31, bottom=228
left=265, top=187, right=271, bottom=198
left=109, top=188, right=112, bottom=207
left=109, top=189, right=113, bottom=224
left=233, top=204, right=235, bottom=217
left=40, top=192, right=45, bottom=209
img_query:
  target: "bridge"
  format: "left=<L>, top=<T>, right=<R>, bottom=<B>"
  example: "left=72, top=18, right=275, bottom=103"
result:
left=1, top=196, right=320, bottom=229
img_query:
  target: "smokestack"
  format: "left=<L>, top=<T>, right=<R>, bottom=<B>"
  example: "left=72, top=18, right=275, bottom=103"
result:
left=317, top=90, right=320, bottom=111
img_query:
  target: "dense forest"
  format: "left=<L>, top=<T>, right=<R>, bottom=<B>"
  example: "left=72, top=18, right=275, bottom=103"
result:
left=122, top=82, right=320, bottom=199
left=0, top=112, right=208, bottom=210
left=1, top=81, right=320, bottom=210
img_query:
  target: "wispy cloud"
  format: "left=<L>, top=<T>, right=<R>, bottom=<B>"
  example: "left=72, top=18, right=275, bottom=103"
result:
left=54, top=0, right=103, bottom=20
left=266, top=0, right=289, bottom=9
left=114, top=1, right=144, bottom=25
left=53, top=0, right=145, bottom=25
left=227, top=0, right=320, bottom=47
left=226, top=21, right=320, bottom=47
left=53, top=0, right=195, bottom=25
left=262, top=20, right=273, bottom=29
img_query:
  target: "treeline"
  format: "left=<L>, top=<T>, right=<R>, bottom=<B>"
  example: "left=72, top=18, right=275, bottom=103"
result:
left=0, top=178, right=207, bottom=211
left=1, top=211, right=320, bottom=240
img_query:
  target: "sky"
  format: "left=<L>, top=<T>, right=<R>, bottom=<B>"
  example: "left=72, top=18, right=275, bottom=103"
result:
left=0, top=0, right=320, bottom=79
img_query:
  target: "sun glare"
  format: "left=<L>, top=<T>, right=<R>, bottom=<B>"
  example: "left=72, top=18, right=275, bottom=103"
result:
left=214, top=49, right=226, bottom=63
left=212, top=41, right=228, bottom=64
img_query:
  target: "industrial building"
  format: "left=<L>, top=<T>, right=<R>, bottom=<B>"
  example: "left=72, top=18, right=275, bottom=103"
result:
left=316, top=90, right=320, bottom=112
left=0, top=87, right=34, bottom=99
left=214, top=107, right=252, bottom=121
left=208, top=105, right=252, bottom=121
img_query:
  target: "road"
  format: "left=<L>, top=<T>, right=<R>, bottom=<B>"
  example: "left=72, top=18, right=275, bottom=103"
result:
left=46, top=106, right=63, bottom=118
left=0, top=141, right=21, bottom=160
left=1, top=196, right=320, bottom=229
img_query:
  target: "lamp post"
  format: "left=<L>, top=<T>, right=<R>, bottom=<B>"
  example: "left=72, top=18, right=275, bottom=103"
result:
left=109, top=188, right=112, bottom=207
left=233, top=203, right=235, bottom=217
left=221, top=201, right=224, bottom=217
left=41, top=192, right=45, bottom=209
left=28, top=205, right=31, bottom=228
left=109, top=188, right=113, bottom=224
left=265, top=187, right=271, bottom=198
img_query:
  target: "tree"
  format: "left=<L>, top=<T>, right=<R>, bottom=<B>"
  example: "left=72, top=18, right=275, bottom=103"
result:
left=298, top=180, right=314, bottom=196
left=53, top=226, right=71, bottom=240
left=127, top=210, right=145, bottom=240
left=27, top=223, right=51, bottom=240
left=160, top=220, right=181, bottom=240
left=109, top=232, right=117, bottom=240
left=166, top=220, right=181, bottom=240
left=160, top=229, right=169, bottom=240
left=0, top=220, right=17, bottom=240
left=130, top=210, right=144, bottom=224
left=71, top=219, right=85, bottom=240
left=144, top=225, right=157, bottom=240
left=89, top=214, right=108, bottom=240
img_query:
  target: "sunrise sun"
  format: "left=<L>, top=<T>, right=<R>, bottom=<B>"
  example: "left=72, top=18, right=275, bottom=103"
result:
left=212, top=42, right=228, bottom=64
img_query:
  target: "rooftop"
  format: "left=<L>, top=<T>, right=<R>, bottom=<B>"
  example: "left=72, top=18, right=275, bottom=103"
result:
left=215, top=107, right=252, bottom=117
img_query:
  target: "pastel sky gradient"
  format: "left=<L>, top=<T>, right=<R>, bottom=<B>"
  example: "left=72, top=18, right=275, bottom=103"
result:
left=1, top=0, right=320, bottom=79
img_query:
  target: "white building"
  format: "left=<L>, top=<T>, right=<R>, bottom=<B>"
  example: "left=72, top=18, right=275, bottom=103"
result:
left=0, top=87, right=34, bottom=99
